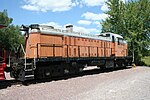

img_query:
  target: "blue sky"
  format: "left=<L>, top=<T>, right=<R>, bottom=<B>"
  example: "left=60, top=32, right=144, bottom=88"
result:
left=0, top=0, right=125, bottom=34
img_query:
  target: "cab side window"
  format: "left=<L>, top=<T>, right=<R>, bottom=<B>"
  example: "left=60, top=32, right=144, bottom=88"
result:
left=118, top=38, right=123, bottom=45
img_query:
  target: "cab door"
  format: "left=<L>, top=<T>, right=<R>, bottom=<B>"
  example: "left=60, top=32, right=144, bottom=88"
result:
left=111, top=36, right=115, bottom=56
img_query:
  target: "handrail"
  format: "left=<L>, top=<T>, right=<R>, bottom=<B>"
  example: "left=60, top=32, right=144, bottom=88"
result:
left=8, top=51, right=11, bottom=67
left=20, top=44, right=26, bottom=71
left=33, top=47, right=36, bottom=70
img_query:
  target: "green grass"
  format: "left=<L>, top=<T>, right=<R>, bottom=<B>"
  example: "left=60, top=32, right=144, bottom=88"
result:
left=141, top=56, right=150, bottom=66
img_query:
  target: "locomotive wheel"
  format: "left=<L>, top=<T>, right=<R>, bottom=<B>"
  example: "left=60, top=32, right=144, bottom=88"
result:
left=51, top=65, right=64, bottom=77
left=75, top=63, right=84, bottom=74
left=100, top=66, right=106, bottom=70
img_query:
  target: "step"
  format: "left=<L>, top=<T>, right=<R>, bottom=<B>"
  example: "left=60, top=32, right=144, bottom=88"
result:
left=24, top=63, right=32, bottom=66
left=0, top=71, right=3, bottom=74
left=24, top=65, right=33, bottom=69
left=25, top=75, right=34, bottom=80
left=0, top=77, right=5, bottom=80
left=0, top=67, right=3, bottom=70
left=25, top=70, right=34, bottom=75
left=0, top=70, right=4, bottom=73
left=25, top=69, right=33, bottom=71
left=0, top=73, right=4, bottom=75
left=25, top=75, right=34, bottom=78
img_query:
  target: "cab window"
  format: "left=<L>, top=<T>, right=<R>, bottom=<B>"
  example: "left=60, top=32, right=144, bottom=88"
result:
left=118, top=38, right=123, bottom=45
left=106, top=34, right=110, bottom=37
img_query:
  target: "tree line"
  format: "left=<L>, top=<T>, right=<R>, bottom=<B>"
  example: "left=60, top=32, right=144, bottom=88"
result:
left=0, top=10, right=24, bottom=51
left=102, top=0, right=150, bottom=64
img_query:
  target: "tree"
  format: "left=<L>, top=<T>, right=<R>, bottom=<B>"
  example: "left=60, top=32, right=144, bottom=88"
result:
left=102, top=0, right=126, bottom=35
left=102, top=0, right=150, bottom=64
left=0, top=10, right=24, bottom=51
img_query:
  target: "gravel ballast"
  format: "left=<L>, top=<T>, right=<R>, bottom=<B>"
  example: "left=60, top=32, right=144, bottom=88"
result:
left=0, top=66, right=150, bottom=100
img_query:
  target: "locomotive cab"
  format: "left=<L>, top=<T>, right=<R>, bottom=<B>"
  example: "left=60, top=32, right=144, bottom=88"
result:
left=101, top=32, right=126, bottom=44
left=101, top=32, right=128, bottom=57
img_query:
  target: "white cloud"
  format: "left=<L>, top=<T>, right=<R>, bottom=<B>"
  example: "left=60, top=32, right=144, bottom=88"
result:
left=22, top=5, right=39, bottom=11
left=73, top=25, right=99, bottom=34
left=41, top=22, right=63, bottom=29
left=93, top=21, right=102, bottom=27
left=77, top=20, right=92, bottom=25
left=93, top=21, right=100, bottom=25
left=21, top=0, right=127, bottom=12
left=101, top=3, right=109, bottom=12
left=64, top=24, right=100, bottom=34
left=80, top=0, right=126, bottom=7
left=22, top=0, right=76, bottom=12
left=82, top=12, right=108, bottom=21
left=79, top=0, right=126, bottom=12
left=41, top=21, right=99, bottom=34
left=80, top=0, right=106, bottom=7
left=100, top=0, right=127, bottom=12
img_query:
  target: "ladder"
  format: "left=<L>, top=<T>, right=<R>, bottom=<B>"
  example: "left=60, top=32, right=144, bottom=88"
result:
left=24, top=62, right=34, bottom=80
left=20, top=44, right=35, bottom=81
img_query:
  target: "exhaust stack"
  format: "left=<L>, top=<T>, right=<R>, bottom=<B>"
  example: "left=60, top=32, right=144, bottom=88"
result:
left=66, top=25, right=73, bottom=33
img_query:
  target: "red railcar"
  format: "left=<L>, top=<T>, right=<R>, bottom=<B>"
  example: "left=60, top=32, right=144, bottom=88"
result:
left=0, top=24, right=7, bottom=80
left=0, top=48, right=6, bottom=80
left=10, top=24, right=132, bottom=81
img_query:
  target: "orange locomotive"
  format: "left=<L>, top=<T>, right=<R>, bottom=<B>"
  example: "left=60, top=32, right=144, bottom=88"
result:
left=11, top=24, right=132, bottom=81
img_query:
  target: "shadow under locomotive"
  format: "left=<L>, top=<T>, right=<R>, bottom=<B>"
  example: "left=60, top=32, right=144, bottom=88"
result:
left=33, top=66, right=132, bottom=84
left=0, top=66, right=132, bottom=89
